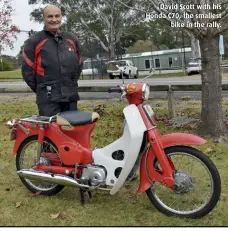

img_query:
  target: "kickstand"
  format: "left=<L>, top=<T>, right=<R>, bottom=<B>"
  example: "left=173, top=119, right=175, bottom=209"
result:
left=79, top=189, right=92, bottom=205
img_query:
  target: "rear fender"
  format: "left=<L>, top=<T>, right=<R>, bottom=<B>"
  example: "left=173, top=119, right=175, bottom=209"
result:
left=11, top=121, right=46, bottom=156
left=161, top=133, right=207, bottom=148
left=11, top=131, right=36, bottom=156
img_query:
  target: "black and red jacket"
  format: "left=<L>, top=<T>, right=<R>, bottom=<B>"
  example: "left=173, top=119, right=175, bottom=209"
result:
left=21, top=28, right=83, bottom=104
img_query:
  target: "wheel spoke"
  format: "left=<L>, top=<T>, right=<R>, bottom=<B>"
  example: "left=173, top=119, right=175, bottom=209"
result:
left=148, top=148, right=217, bottom=217
left=18, top=139, right=61, bottom=191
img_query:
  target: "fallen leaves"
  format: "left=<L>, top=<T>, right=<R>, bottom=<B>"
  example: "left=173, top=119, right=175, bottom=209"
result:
left=204, top=147, right=215, bottom=154
left=50, top=213, right=60, bottom=220
left=169, top=116, right=200, bottom=129
left=93, top=104, right=106, bottom=116
left=15, top=201, right=22, bottom=208
left=183, top=124, right=195, bottom=130
left=50, top=212, right=66, bottom=220
left=91, top=133, right=97, bottom=138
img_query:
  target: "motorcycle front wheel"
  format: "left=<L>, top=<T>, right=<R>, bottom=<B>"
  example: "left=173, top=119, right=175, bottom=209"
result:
left=146, top=146, right=221, bottom=219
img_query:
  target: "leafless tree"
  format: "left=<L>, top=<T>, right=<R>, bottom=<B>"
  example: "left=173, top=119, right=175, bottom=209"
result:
left=63, top=0, right=144, bottom=59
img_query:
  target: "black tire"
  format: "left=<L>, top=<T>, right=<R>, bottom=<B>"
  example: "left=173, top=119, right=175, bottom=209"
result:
left=16, top=136, right=65, bottom=196
left=134, top=70, right=139, bottom=79
left=146, top=146, right=221, bottom=219
left=109, top=74, right=114, bottom=79
left=127, top=71, right=131, bottom=79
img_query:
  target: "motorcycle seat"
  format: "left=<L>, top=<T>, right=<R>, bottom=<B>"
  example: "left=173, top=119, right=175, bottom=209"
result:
left=56, top=110, right=100, bottom=126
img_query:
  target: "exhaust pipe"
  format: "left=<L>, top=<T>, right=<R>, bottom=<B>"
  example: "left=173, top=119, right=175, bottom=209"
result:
left=17, top=169, right=90, bottom=189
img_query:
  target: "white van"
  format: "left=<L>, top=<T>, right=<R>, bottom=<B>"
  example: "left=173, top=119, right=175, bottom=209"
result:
left=186, top=59, right=202, bottom=75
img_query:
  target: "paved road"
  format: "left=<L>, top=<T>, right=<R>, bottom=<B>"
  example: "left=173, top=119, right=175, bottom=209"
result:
left=2, top=91, right=228, bottom=100
left=1, top=76, right=228, bottom=100
left=2, top=76, right=228, bottom=88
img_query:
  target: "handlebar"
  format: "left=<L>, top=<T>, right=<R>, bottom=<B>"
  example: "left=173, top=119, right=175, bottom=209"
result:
left=107, top=68, right=156, bottom=97
left=140, top=68, right=156, bottom=82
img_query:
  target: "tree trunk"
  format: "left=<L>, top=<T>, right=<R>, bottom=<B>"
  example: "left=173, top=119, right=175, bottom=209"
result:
left=109, top=44, right=115, bottom=60
left=191, top=35, right=201, bottom=59
left=199, top=35, right=227, bottom=139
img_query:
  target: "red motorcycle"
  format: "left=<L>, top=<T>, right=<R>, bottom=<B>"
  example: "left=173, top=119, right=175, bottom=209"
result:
left=7, top=73, right=221, bottom=219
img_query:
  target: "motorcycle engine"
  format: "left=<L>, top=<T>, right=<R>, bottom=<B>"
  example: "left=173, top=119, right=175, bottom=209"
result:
left=81, top=165, right=106, bottom=186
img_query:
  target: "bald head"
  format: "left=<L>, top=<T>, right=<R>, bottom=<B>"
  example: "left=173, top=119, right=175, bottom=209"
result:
left=43, top=5, right=62, bottom=33
left=43, top=5, right=61, bottom=17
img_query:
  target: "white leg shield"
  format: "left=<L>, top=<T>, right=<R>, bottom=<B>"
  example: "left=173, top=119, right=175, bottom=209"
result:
left=92, top=104, right=147, bottom=195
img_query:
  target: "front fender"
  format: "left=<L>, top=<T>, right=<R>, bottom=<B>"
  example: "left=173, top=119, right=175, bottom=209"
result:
left=161, top=133, right=207, bottom=148
left=137, top=133, right=207, bottom=193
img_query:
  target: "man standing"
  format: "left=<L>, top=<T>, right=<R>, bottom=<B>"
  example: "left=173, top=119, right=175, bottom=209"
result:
left=22, top=5, right=83, bottom=117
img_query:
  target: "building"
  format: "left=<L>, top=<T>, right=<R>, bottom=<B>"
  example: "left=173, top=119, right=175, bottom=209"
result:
left=82, top=47, right=192, bottom=73
left=121, top=47, right=192, bottom=70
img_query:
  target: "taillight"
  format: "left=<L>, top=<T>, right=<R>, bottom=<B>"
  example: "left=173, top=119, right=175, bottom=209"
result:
left=7, top=119, right=17, bottom=141
left=7, top=119, right=16, bottom=129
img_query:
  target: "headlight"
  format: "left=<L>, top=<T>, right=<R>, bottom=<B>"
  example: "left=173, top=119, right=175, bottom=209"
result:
left=142, top=84, right=150, bottom=100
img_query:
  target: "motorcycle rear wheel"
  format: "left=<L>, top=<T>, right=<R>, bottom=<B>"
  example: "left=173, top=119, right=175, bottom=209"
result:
left=146, top=146, right=221, bottom=219
left=16, top=136, right=65, bottom=196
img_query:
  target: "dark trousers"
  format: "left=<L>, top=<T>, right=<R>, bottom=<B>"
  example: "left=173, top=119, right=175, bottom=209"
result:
left=38, top=101, right=78, bottom=117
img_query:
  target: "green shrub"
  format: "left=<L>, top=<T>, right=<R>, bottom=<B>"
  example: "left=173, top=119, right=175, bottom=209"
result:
left=0, top=59, right=14, bottom=71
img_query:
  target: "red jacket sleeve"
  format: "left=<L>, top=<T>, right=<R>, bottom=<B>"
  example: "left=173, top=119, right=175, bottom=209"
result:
left=21, top=38, right=36, bottom=93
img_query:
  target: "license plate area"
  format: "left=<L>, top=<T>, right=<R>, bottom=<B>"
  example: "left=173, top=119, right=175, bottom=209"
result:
left=112, top=72, right=120, bottom=75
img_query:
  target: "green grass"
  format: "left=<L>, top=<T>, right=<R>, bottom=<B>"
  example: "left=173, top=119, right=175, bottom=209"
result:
left=0, top=69, right=22, bottom=78
left=0, top=96, right=228, bottom=226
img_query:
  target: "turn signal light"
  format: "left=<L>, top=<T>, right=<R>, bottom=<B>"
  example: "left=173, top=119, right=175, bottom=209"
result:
left=127, top=84, right=137, bottom=93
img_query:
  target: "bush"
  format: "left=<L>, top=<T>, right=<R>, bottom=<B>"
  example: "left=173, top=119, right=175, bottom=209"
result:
left=0, top=59, right=14, bottom=71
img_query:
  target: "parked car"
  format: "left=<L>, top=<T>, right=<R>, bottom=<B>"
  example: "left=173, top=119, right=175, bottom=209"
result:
left=107, top=60, right=139, bottom=79
left=186, top=59, right=202, bottom=75
left=82, top=68, right=99, bottom=75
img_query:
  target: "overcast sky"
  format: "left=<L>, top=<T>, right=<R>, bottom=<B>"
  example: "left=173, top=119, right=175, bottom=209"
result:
left=2, top=0, right=43, bottom=57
